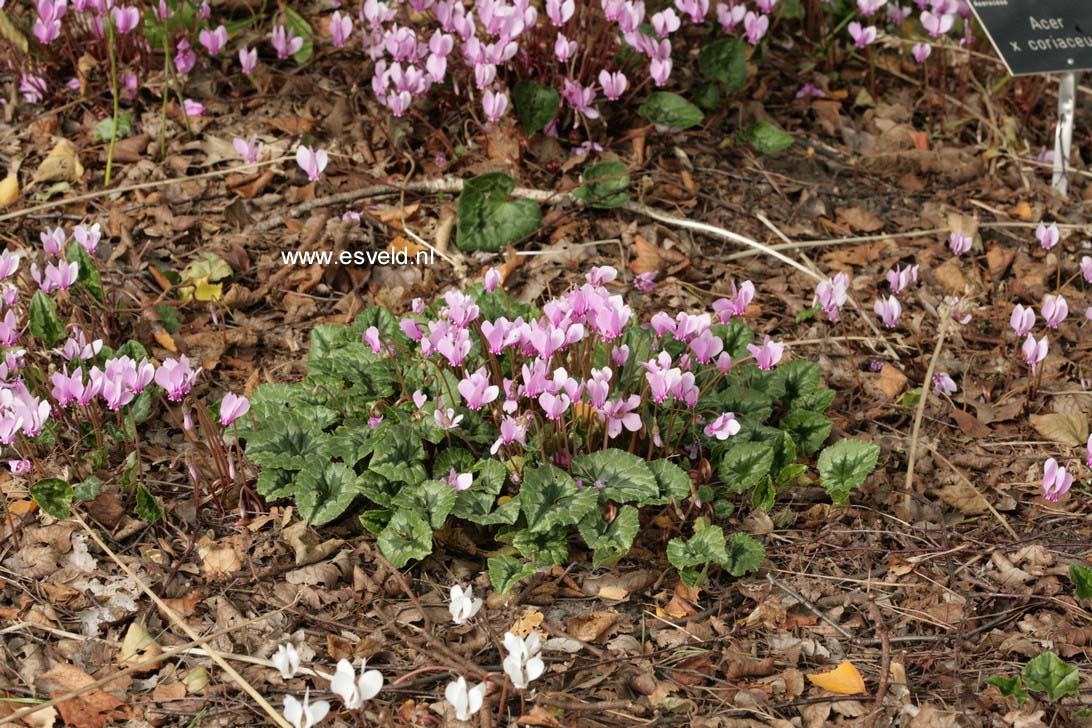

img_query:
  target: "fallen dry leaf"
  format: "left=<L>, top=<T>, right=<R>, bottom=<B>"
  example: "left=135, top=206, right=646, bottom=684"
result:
left=509, top=607, right=544, bottom=638
left=1029, top=413, right=1088, bottom=447
left=40, top=663, right=128, bottom=728
left=31, top=139, right=83, bottom=186
left=566, top=610, right=619, bottom=642
left=0, top=173, right=18, bottom=208
left=807, top=660, right=866, bottom=695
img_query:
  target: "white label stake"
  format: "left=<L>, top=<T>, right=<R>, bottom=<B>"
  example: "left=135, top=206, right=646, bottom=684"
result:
left=1052, top=71, right=1076, bottom=195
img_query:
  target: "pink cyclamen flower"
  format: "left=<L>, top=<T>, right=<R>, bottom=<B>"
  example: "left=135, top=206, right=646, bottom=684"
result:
left=239, top=47, right=258, bottom=74
left=545, top=0, right=574, bottom=25
left=443, top=468, right=473, bottom=492
left=8, top=460, right=31, bottom=477
left=458, top=368, right=499, bottom=411
left=704, top=412, right=741, bottom=440
left=491, top=415, right=529, bottom=454
left=110, top=6, right=139, bottom=34
left=743, top=11, right=768, bottom=45
left=885, top=264, right=919, bottom=294
left=154, top=355, right=199, bottom=401
left=1041, top=457, right=1073, bottom=501
left=1010, top=304, right=1035, bottom=336
left=41, top=226, right=66, bottom=256
left=598, top=70, right=628, bottom=101
left=411, top=390, right=428, bottom=409
left=912, top=43, right=932, bottom=63
left=1086, top=434, right=1092, bottom=468
left=949, top=230, right=972, bottom=256
left=219, top=392, right=250, bottom=426
left=796, top=83, right=825, bottom=99
left=599, top=395, right=642, bottom=438
left=873, top=295, right=902, bottom=328
left=271, top=24, right=303, bottom=59
left=1022, top=333, right=1048, bottom=373
left=183, top=99, right=205, bottom=117
left=539, top=391, right=570, bottom=420
left=747, top=335, right=785, bottom=370
left=175, top=40, right=196, bottom=74
left=198, top=25, right=228, bottom=55
left=932, top=372, right=957, bottom=396
left=857, top=0, right=886, bottom=17
left=73, top=223, right=101, bottom=254
left=329, top=11, right=353, bottom=47
left=814, top=271, right=850, bottom=321
left=848, top=22, right=877, bottom=47
left=1036, top=222, right=1060, bottom=250
left=633, top=271, right=658, bottom=291
left=296, top=146, right=328, bottom=182
left=482, top=89, right=509, bottom=122
left=434, top=406, right=464, bottom=430
left=0, top=250, right=19, bottom=280
left=233, top=136, right=264, bottom=164
left=1041, top=293, right=1068, bottom=328
left=920, top=10, right=953, bottom=37
left=1080, top=256, right=1092, bottom=283
left=484, top=267, right=502, bottom=292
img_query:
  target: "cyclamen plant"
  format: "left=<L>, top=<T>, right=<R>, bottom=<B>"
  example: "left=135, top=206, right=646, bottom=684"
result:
left=3, top=226, right=249, bottom=524
left=241, top=265, right=880, bottom=591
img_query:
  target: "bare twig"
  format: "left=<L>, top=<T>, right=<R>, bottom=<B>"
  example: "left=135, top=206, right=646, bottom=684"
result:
left=70, top=510, right=293, bottom=728
left=766, top=574, right=854, bottom=641
left=922, top=442, right=1019, bottom=540
left=902, top=313, right=952, bottom=516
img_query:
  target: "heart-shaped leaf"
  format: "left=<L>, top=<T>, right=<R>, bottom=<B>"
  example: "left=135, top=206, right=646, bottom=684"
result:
left=456, top=173, right=542, bottom=252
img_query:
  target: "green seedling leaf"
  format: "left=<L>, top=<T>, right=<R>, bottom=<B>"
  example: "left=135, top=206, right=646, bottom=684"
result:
left=739, top=121, right=795, bottom=155
left=1021, top=652, right=1079, bottom=702
left=29, top=290, right=65, bottom=346
left=1068, top=563, right=1092, bottom=600
left=667, top=524, right=728, bottom=571
left=456, top=173, right=542, bottom=252
left=723, top=532, right=765, bottom=576
left=377, top=510, right=433, bottom=568
left=73, top=476, right=101, bottom=502
left=572, top=160, right=630, bottom=208
left=639, top=92, right=705, bottom=131
left=31, top=478, right=73, bottom=519
left=135, top=483, right=163, bottom=523
left=512, top=80, right=560, bottom=137
left=488, top=554, right=538, bottom=594
left=818, top=439, right=880, bottom=505
left=93, top=112, right=134, bottom=143
left=698, top=37, right=747, bottom=91
left=986, top=675, right=1029, bottom=704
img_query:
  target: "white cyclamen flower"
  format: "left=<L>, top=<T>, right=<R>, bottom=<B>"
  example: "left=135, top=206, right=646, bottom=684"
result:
left=445, top=676, right=486, bottom=721
left=272, top=643, right=301, bottom=680
left=329, top=658, right=383, bottom=709
left=502, top=631, right=544, bottom=689
left=449, top=584, right=483, bottom=625
left=284, top=688, right=329, bottom=728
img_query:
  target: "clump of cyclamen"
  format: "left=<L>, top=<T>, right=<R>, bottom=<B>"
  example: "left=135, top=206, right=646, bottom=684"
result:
left=393, top=266, right=780, bottom=469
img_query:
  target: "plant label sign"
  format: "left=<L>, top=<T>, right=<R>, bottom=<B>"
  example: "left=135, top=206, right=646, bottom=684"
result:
left=968, top=0, right=1092, bottom=75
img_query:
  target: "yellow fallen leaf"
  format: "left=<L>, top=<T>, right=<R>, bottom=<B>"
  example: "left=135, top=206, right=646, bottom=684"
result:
left=32, top=139, right=83, bottom=186
left=0, top=173, right=18, bottom=208
left=807, top=660, right=866, bottom=695
left=509, top=607, right=544, bottom=638
left=194, top=279, right=223, bottom=302
left=598, top=585, right=629, bottom=601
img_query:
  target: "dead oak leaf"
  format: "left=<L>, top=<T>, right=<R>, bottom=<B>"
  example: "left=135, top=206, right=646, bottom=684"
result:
left=1029, top=413, right=1088, bottom=447
left=40, top=664, right=128, bottom=728
left=565, top=611, right=619, bottom=642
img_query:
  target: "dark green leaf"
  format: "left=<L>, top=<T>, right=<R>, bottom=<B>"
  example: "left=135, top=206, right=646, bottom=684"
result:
left=359, top=508, right=392, bottom=534
left=488, top=554, right=538, bottom=594
left=571, top=449, right=659, bottom=504
left=135, top=483, right=163, bottom=523
left=818, top=439, right=880, bottom=505
left=717, top=441, right=775, bottom=494
left=723, top=532, right=765, bottom=576
left=667, top=525, right=728, bottom=571
left=638, top=92, right=704, bottom=131
left=511, top=525, right=569, bottom=565
left=648, top=459, right=691, bottom=504
left=512, top=80, right=560, bottom=137
left=368, top=424, right=426, bottom=485
left=456, top=173, right=542, bottom=252
left=986, top=675, right=1029, bottom=704
left=31, top=478, right=73, bottom=519
left=1068, top=563, right=1092, bottom=600
left=377, top=510, right=433, bottom=568
left=93, top=112, right=134, bottom=142
left=29, top=291, right=65, bottom=346
left=739, top=121, right=795, bottom=155
left=520, top=464, right=598, bottom=533
left=698, top=38, right=747, bottom=91
left=572, top=161, right=630, bottom=208
left=578, top=505, right=639, bottom=567
left=295, top=461, right=362, bottom=526
left=780, top=410, right=832, bottom=456
left=392, top=480, right=456, bottom=530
